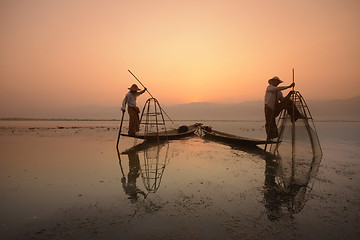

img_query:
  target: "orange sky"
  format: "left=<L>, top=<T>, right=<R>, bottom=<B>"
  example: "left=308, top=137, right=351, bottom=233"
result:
left=1, top=0, right=359, bottom=115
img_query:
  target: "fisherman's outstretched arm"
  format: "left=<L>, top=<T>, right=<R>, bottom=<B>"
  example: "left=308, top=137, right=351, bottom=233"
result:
left=138, top=89, right=146, bottom=95
left=267, top=83, right=294, bottom=92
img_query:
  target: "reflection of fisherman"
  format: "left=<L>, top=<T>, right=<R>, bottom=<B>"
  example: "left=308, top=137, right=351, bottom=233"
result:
left=263, top=155, right=307, bottom=221
left=121, top=151, right=146, bottom=202
left=121, top=84, right=146, bottom=136
left=264, top=76, right=304, bottom=140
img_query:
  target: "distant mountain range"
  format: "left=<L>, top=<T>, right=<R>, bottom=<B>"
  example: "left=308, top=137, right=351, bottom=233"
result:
left=304, top=96, right=360, bottom=121
left=1, top=96, right=359, bottom=121
left=166, top=95, right=360, bottom=121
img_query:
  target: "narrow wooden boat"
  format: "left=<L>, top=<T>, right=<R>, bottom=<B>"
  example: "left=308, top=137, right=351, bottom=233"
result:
left=120, top=123, right=200, bottom=140
left=201, top=125, right=272, bottom=146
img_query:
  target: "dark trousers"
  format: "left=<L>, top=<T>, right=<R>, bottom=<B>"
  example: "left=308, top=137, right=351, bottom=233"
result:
left=128, top=106, right=140, bottom=135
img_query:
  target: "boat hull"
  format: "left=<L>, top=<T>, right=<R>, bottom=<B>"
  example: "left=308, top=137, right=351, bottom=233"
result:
left=120, top=124, right=199, bottom=140
left=201, top=126, right=269, bottom=146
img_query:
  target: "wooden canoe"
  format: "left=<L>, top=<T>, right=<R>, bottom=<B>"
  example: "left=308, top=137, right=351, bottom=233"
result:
left=120, top=123, right=200, bottom=140
left=201, top=125, right=272, bottom=146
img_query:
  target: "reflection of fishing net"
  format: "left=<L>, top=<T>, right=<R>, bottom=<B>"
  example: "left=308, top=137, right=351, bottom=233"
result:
left=140, top=143, right=170, bottom=192
left=139, top=98, right=167, bottom=139
left=270, top=153, right=322, bottom=214
left=266, top=91, right=323, bottom=215
left=274, top=119, right=322, bottom=183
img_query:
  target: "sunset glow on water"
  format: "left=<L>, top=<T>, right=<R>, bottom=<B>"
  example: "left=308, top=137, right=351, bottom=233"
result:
left=0, top=121, right=359, bottom=239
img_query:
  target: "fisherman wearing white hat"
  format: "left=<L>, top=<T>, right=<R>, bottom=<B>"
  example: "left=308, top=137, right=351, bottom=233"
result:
left=121, top=84, right=146, bottom=136
left=264, top=76, right=303, bottom=140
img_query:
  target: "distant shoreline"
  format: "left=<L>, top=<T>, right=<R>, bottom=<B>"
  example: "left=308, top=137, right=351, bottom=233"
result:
left=0, top=118, right=359, bottom=123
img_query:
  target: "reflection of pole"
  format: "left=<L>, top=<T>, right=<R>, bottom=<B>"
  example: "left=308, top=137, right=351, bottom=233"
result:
left=116, top=147, right=125, bottom=178
left=291, top=69, right=296, bottom=160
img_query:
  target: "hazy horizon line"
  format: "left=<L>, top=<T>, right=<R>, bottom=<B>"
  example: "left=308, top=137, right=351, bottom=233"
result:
left=1, top=117, right=359, bottom=123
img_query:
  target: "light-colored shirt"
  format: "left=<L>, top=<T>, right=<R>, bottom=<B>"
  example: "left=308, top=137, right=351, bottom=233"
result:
left=264, top=85, right=287, bottom=110
left=122, top=90, right=145, bottom=110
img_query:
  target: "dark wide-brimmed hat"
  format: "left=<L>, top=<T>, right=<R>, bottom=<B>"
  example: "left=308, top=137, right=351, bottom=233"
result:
left=128, top=84, right=141, bottom=91
left=268, top=76, right=283, bottom=85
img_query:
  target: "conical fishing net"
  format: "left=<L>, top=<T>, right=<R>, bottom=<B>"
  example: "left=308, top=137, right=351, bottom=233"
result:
left=270, top=91, right=322, bottom=158
left=139, top=98, right=167, bottom=137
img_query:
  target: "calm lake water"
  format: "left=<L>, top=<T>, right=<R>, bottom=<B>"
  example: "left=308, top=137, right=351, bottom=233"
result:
left=0, top=120, right=359, bottom=239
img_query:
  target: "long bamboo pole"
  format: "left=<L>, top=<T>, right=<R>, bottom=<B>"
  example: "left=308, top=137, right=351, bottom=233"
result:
left=116, top=110, right=125, bottom=148
left=128, top=70, right=174, bottom=124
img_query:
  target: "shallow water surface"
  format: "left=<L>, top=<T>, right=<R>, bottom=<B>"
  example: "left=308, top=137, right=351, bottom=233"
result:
left=0, top=121, right=359, bottom=239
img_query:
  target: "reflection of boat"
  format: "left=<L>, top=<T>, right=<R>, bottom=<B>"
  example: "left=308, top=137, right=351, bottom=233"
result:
left=201, top=125, right=273, bottom=146
left=120, top=123, right=200, bottom=140
left=121, top=140, right=167, bottom=154
left=263, top=152, right=322, bottom=220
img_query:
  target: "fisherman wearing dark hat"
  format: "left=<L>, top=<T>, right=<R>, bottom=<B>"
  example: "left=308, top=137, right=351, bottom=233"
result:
left=264, top=76, right=303, bottom=140
left=121, top=84, right=146, bottom=136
